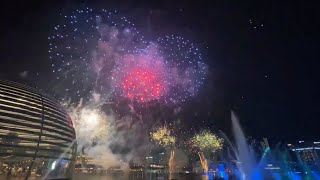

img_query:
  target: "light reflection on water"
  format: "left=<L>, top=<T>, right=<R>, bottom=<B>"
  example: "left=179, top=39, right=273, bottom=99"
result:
left=73, top=172, right=202, bottom=180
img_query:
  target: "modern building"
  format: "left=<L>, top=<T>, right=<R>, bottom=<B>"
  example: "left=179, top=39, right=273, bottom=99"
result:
left=287, top=140, right=320, bottom=170
left=0, top=80, right=76, bottom=179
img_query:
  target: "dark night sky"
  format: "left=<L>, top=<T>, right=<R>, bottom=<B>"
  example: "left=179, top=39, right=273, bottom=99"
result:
left=0, top=0, right=318, bottom=140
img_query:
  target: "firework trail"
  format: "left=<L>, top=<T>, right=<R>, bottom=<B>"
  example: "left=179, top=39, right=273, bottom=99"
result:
left=190, top=130, right=223, bottom=177
left=151, top=126, right=176, bottom=174
left=49, top=7, right=209, bottom=171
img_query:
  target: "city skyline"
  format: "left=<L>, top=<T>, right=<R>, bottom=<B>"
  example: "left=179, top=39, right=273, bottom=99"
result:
left=0, top=1, right=318, bottom=140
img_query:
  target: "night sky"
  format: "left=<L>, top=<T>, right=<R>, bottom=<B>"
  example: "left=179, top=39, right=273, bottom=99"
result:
left=0, top=0, right=318, bottom=140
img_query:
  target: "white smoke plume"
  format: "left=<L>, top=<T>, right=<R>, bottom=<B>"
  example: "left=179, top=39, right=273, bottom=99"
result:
left=62, top=93, right=151, bottom=172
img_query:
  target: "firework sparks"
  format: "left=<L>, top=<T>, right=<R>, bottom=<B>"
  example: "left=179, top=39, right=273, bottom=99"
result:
left=65, top=101, right=112, bottom=147
left=151, top=126, right=176, bottom=174
left=190, top=130, right=223, bottom=152
left=49, top=7, right=207, bottom=104
left=112, top=46, right=169, bottom=102
left=47, top=7, right=212, bottom=173
left=49, top=8, right=140, bottom=101
left=190, top=131, right=223, bottom=176
left=156, top=36, right=208, bottom=102
left=151, top=126, right=176, bottom=147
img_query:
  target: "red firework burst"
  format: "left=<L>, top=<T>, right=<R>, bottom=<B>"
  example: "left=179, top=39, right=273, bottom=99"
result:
left=122, top=68, right=166, bottom=102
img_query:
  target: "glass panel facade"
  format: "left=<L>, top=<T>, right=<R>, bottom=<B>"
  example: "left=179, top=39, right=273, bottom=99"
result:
left=0, top=80, right=76, bottom=179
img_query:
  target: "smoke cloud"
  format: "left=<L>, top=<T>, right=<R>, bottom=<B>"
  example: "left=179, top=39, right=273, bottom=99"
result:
left=64, top=94, right=150, bottom=172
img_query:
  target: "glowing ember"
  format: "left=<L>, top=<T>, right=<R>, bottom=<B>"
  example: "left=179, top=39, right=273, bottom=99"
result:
left=151, top=126, right=176, bottom=147
left=190, top=130, right=223, bottom=152
left=190, top=130, right=223, bottom=177
left=116, top=51, right=169, bottom=102
left=151, top=126, right=176, bottom=174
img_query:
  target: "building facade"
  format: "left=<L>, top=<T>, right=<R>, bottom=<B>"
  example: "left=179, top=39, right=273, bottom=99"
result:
left=287, top=140, right=320, bottom=170
left=0, top=80, right=76, bottom=179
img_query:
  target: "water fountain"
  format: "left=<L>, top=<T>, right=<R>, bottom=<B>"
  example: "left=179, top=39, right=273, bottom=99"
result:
left=216, top=112, right=320, bottom=180
left=231, top=112, right=258, bottom=179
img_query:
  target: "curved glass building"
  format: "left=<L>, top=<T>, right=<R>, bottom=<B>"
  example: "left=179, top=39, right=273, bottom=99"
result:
left=0, top=80, right=76, bottom=179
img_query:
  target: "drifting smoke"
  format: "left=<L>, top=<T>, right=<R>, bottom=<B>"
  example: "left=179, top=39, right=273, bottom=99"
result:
left=49, top=7, right=208, bottom=172
left=19, top=71, right=29, bottom=78
left=63, top=94, right=149, bottom=171
left=50, top=8, right=207, bottom=104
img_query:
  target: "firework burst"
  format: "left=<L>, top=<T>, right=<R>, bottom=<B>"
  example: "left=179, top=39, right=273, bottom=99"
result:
left=151, top=126, right=176, bottom=147
left=151, top=126, right=176, bottom=174
left=190, top=130, right=223, bottom=176
left=49, top=8, right=140, bottom=101
left=49, top=7, right=208, bottom=104
left=112, top=44, right=170, bottom=102
left=65, top=100, right=113, bottom=148
left=156, top=35, right=208, bottom=102
left=190, top=130, right=223, bottom=153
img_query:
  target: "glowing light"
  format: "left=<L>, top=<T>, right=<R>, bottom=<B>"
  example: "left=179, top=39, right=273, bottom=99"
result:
left=65, top=102, right=112, bottom=144
left=190, top=130, right=223, bottom=177
left=151, top=126, right=176, bottom=174
left=169, top=149, right=175, bottom=173
left=86, top=112, right=99, bottom=126
left=49, top=8, right=207, bottom=103
left=292, top=147, right=320, bottom=151
left=190, top=130, right=223, bottom=152
left=51, top=161, right=57, bottom=170
left=151, top=126, right=176, bottom=147
left=115, top=53, right=169, bottom=102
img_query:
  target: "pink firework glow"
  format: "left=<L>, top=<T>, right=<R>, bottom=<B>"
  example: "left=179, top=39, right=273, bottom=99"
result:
left=123, top=68, right=164, bottom=102
left=50, top=8, right=208, bottom=103
left=112, top=47, right=169, bottom=102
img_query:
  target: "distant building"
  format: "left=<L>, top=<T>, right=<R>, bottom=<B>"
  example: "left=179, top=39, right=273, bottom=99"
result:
left=287, top=140, right=320, bottom=169
left=0, top=80, right=77, bottom=179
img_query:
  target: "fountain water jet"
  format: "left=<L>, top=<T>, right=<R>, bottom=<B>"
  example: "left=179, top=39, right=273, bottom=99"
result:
left=231, top=112, right=261, bottom=179
left=216, top=112, right=320, bottom=179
